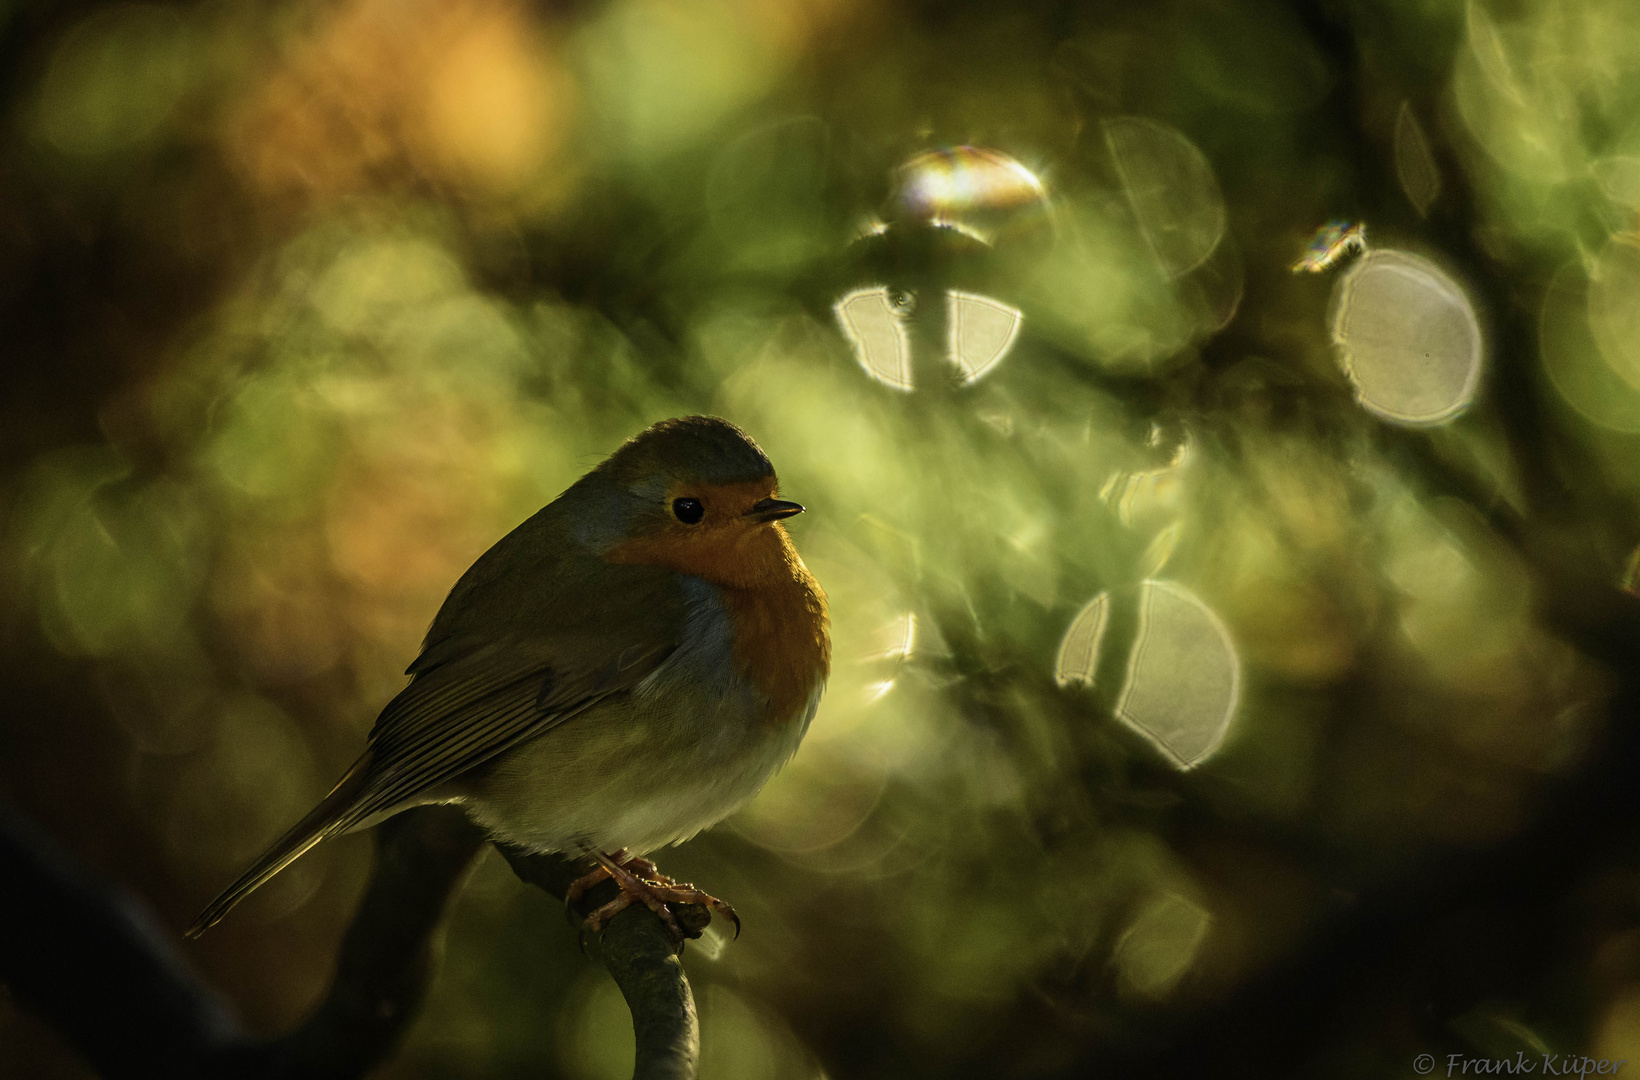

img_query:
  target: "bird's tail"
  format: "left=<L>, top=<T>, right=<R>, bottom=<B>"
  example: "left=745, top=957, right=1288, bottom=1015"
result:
left=184, top=753, right=372, bottom=938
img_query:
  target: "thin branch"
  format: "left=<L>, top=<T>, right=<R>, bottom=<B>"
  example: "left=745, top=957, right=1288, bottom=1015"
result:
left=497, top=843, right=709, bottom=1080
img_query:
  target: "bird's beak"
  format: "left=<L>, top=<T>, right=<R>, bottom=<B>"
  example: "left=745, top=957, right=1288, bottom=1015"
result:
left=749, top=497, right=805, bottom=523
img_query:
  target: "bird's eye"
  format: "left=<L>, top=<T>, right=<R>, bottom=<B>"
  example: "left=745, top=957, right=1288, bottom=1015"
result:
left=672, top=497, right=705, bottom=524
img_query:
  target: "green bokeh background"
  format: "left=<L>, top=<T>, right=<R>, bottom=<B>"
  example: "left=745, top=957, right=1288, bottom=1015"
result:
left=4, top=0, right=1640, bottom=1077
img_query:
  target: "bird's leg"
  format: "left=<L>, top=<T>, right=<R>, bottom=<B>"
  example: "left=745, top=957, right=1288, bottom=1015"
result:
left=572, top=850, right=741, bottom=943
left=564, top=849, right=622, bottom=908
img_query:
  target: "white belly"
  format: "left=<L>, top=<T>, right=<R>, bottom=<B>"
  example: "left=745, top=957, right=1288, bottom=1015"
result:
left=464, top=687, right=808, bottom=854
left=457, top=579, right=818, bottom=854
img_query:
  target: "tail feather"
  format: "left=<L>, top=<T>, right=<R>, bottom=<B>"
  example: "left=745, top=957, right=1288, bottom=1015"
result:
left=185, top=754, right=372, bottom=938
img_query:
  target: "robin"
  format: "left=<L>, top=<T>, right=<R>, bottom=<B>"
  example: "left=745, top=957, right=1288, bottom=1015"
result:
left=187, top=416, right=829, bottom=941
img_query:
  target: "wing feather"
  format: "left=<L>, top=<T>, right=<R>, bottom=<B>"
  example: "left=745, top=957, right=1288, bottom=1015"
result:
left=337, top=556, right=686, bottom=829
left=189, top=504, right=686, bottom=934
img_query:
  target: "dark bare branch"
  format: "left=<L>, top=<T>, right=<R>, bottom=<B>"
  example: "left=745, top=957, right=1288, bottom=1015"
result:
left=1, top=806, right=479, bottom=1080
left=497, top=844, right=708, bottom=1080
left=1, top=800, right=708, bottom=1080
left=251, top=806, right=488, bottom=1080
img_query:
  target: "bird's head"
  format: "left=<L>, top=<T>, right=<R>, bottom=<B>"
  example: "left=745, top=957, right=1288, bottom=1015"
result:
left=584, top=416, right=806, bottom=588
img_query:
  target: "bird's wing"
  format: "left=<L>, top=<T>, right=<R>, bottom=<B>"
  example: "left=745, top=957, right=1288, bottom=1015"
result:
left=341, top=633, right=675, bottom=828
left=187, top=548, right=684, bottom=938
left=337, top=561, right=688, bottom=831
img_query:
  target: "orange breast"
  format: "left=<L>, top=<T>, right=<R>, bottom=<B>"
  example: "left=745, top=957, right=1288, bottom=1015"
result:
left=720, top=548, right=830, bottom=725
left=606, top=512, right=830, bottom=723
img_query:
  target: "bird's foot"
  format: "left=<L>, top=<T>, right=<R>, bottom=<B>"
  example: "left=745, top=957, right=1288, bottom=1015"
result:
left=565, top=850, right=669, bottom=904
left=569, top=850, right=739, bottom=945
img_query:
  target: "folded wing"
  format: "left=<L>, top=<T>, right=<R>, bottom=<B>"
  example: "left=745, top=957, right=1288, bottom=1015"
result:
left=186, top=553, right=684, bottom=937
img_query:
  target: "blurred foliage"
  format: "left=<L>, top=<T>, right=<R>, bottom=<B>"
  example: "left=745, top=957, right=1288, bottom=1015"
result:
left=4, top=0, right=1640, bottom=1077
